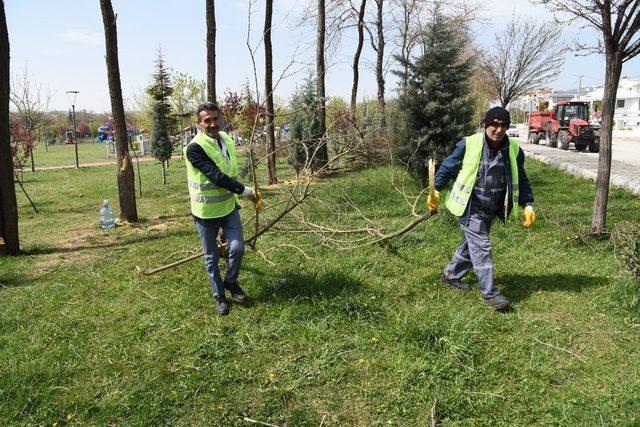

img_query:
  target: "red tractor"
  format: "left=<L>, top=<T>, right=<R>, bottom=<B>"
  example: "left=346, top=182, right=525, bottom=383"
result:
left=527, top=101, right=599, bottom=152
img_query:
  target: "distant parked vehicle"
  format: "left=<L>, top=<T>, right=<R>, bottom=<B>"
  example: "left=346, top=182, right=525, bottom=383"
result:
left=507, top=124, right=519, bottom=137
left=527, top=101, right=599, bottom=152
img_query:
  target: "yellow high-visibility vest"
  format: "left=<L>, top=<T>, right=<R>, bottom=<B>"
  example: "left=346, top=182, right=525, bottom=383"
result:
left=184, top=131, right=239, bottom=219
left=445, top=133, right=520, bottom=219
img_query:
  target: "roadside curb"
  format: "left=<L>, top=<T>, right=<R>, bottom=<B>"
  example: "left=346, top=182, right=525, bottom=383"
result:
left=522, top=149, right=640, bottom=197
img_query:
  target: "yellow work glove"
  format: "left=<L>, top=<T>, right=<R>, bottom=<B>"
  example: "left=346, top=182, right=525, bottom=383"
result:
left=250, top=190, right=263, bottom=212
left=427, top=191, right=440, bottom=214
left=523, top=205, right=536, bottom=228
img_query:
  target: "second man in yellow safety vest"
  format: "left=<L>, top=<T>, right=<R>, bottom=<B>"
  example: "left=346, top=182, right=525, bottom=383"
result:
left=427, top=106, right=536, bottom=310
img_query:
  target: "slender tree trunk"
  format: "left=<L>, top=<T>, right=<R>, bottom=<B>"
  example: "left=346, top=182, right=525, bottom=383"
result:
left=315, top=0, right=329, bottom=167
left=206, top=0, right=217, bottom=103
left=375, top=0, right=386, bottom=129
left=591, top=49, right=622, bottom=234
left=264, top=0, right=278, bottom=184
left=162, top=161, right=167, bottom=185
left=351, top=0, right=367, bottom=114
left=0, top=0, right=19, bottom=254
left=100, top=0, right=138, bottom=222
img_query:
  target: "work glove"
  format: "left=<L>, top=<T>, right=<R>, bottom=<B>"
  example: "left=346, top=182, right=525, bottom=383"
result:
left=241, top=186, right=255, bottom=197
left=427, top=191, right=440, bottom=214
left=523, top=205, right=536, bottom=228
left=250, top=190, right=263, bottom=212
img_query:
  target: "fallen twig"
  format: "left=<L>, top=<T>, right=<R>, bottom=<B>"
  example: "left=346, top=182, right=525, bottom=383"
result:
left=533, top=338, right=586, bottom=364
left=137, top=252, right=203, bottom=275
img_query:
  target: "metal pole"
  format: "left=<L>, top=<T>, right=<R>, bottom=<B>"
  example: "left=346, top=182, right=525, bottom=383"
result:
left=72, top=104, right=79, bottom=168
left=66, top=90, right=80, bottom=168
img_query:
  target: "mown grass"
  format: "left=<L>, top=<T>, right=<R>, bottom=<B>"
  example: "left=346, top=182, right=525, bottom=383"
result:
left=21, top=139, right=114, bottom=168
left=1, top=154, right=639, bottom=425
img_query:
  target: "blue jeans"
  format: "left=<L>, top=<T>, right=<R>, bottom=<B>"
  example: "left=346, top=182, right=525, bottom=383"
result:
left=193, top=209, right=245, bottom=297
left=444, top=212, right=500, bottom=299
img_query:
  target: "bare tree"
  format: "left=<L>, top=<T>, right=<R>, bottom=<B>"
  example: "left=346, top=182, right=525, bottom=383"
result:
left=389, top=0, right=424, bottom=84
left=538, top=0, right=640, bottom=234
left=206, top=0, right=217, bottom=103
left=100, top=0, right=138, bottom=222
left=10, top=67, right=51, bottom=171
left=479, top=18, right=565, bottom=107
left=315, top=0, right=330, bottom=168
left=0, top=0, right=19, bottom=255
left=351, top=0, right=367, bottom=112
left=264, top=0, right=278, bottom=184
left=373, top=0, right=386, bottom=128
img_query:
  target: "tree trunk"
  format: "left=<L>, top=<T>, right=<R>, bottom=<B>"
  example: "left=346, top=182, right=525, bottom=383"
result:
left=100, top=0, right=138, bottom=223
left=375, top=0, right=386, bottom=129
left=162, top=161, right=167, bottom=185
left=315, top=0, right=329, bottom=167
left=264, top=0, right=278, bottom=184
left=206, top=0, right=217, bottom=103
left=351, top=0, right=367, bottom=113
left=591, top=49, right=622, bottom=234
left=0, top=0, right=19, bottom=255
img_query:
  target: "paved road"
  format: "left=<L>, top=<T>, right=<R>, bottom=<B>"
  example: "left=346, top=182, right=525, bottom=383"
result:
left=517, top=135, right=640, bottom=196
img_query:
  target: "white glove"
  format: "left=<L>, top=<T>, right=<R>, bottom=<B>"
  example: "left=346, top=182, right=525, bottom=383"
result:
left=241, top=186, right=254, bottom=197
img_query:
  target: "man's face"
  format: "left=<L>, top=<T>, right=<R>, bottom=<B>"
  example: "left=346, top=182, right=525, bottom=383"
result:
left=198, top=109, right=220, bottom=139
left=485, top=122, right=508, bottom=143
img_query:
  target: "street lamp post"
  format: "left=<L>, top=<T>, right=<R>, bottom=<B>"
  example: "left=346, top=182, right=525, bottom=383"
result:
left=66, top=91, right=80, bottom=168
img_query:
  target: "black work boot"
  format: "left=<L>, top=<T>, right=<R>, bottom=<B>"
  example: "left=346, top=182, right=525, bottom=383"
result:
left=224, top=282, right=247, bottom=304
left=215, top=295, right=230, bottom=315
left=485, top=294, right=510, bottom=310
left=441, top=274, right=471, bottom=291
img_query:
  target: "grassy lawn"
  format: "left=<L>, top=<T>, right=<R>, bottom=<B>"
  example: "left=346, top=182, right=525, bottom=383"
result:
left=1, top=156, right=639, bottom=425
left=22, top=139, right=169, bottom=169
left=23, top=139, right=114, bottom=168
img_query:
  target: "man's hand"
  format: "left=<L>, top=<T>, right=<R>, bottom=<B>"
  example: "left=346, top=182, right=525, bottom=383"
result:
left=523, top=205, right=536, bottom=228
left=427, top=191, right=440, bottom=214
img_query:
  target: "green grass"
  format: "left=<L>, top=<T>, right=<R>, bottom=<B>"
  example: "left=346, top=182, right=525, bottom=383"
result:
left=21, top=139, right=114, bottom=168
left=1, top=157, right=640, bottom=425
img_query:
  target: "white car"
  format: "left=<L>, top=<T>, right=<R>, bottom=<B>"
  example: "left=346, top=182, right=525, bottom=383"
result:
left=507, top=124, right=519, bottom=137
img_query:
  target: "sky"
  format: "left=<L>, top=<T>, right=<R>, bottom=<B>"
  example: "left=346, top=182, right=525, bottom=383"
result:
left=5, top=0, right=640, bottom=113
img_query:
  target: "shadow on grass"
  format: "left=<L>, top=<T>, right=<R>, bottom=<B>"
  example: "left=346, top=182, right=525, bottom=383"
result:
left=0, top=272, right=32, bottom=289
left=254, top=270, right=366, bottom=303
left=499, top=273, right=606, bottom=303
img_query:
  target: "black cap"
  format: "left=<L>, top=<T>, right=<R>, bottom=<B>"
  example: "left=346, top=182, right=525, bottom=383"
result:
left=483, top=106, right=511, bottom=127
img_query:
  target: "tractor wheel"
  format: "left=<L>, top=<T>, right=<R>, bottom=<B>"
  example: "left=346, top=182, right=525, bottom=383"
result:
left=528, top=132, right=540, bottom=145
left=575, top=144, right=587, bottom=151
left=589, top=139, right=600, bottom=153
left=546, top=124, right=557, bottom=148
left=558, top=130, right=570, bottom=150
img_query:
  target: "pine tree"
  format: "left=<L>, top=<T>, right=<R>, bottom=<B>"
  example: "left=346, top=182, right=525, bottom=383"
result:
left=150, top=102, right=172, bottom=184
left=392, top=7, right=474, bottom=188
left=288, top=76, right=322, bottom=175
left=146, top=48, right=174, bottom=184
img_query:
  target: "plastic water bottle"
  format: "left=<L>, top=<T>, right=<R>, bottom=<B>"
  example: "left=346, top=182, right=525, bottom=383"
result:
left=99, top=200, right=116, bottom=230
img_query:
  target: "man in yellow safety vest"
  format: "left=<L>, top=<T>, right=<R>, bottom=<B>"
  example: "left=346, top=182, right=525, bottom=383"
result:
left=427, top=107, right=536, bottom=310
left=185, top=102, right=262, bottom=315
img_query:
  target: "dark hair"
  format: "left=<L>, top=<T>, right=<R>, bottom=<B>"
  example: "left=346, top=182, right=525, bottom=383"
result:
left=196, top=101, right=219, bottom=121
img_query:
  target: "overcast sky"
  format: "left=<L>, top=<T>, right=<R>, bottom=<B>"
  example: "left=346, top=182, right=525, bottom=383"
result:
left=5, top=0, right=640, bottom=113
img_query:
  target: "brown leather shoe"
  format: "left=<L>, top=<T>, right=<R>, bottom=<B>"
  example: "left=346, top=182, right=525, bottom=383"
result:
left=485, top=294, right=510, bottom=310
left=224, top=282, right=247, bottom=304
left=441, top=274, right=471, bottom=291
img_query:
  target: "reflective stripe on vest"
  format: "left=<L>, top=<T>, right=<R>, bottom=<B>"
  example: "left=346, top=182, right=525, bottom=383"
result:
left=445, top=133, right=520, bottom=220
left=190, top=192, right=234, bottom=203
left=184, top=130, right=239, bottom=219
